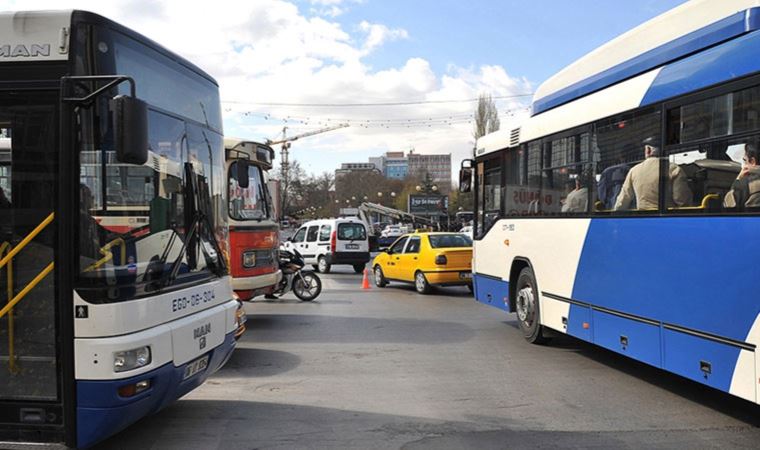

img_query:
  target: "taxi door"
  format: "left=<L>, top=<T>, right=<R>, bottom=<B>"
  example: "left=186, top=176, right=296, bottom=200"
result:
left=383, top=236, right=408, bottom=279
left=394, top=236, right=421, bottom=282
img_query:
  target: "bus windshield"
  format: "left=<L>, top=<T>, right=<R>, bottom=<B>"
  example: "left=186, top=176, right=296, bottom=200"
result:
left=76, top=108, right=226, bottom=303
left=228, top=161, right=268, bottom=220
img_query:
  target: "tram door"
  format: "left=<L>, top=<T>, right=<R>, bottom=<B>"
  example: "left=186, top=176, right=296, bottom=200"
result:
left=0, top=91, right=63, bottom=439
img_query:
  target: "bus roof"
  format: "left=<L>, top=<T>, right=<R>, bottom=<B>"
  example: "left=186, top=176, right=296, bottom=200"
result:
left=476, top=0, right=760, bottom=158
left=0, top=10, right=218, bottom=87
left=532, top=0, right=760, bottom=116
left=224, top=137, right=275, bottom=169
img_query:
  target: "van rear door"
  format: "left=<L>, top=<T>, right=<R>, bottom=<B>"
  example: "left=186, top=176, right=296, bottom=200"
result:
left=337, top=222, right=368, bottom=252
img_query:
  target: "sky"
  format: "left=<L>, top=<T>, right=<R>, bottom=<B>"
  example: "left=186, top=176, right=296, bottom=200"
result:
left=3, top=0, right=690, bottom=180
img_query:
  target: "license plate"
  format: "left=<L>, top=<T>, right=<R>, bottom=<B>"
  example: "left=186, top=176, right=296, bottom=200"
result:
left=346, top=243, right=360, bottom=249
left=183, top=355, right=209, bottom=380
left=459, top=272, right=472, bottom=279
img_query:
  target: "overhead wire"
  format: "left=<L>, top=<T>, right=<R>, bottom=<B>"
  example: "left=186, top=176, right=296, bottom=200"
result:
left=220, top=93, right=534, bottom=108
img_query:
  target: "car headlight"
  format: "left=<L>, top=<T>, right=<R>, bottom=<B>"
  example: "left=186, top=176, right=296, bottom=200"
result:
left=114, top=346, right=151, bottom=373
left=242, top=251, right=256, bottom=268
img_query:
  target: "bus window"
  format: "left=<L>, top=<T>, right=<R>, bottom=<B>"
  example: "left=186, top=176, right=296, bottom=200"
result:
left=594, top=109, right=661, bottom=212
left=228, top=161, right=267, bottom=220
left=475, top=157, right=502, bottom=238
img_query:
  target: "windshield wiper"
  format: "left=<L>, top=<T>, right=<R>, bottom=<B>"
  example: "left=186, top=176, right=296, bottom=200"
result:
left=157, top=163, right=226, bottom=291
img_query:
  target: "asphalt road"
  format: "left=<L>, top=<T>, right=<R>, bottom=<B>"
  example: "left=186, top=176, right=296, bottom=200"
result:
left=97, top=265, right=760, bottom=449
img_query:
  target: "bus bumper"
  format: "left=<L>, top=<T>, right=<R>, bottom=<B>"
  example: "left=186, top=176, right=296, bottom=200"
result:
left=75, top=330, right=236, bottom=449
left=231, top=269, right=281, bottom=291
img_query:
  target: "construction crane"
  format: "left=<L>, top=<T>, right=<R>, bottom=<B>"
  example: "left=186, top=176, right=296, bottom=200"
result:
left=266, top=123, right=349, bottom=217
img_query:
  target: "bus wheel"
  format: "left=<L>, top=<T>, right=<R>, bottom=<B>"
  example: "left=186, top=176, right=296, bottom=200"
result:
left=515, top=267, right=550, bottom=344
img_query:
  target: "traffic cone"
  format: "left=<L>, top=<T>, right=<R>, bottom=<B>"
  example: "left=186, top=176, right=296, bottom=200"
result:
left=362, top=267, right=371, bottom=289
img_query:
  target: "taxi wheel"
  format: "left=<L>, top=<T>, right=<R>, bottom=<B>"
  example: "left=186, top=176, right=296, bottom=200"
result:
left=317, top=256, right=331, bottom=274
left=374, top=265, right=388, bottom=287
left=414, top=271, right=431, bottom=294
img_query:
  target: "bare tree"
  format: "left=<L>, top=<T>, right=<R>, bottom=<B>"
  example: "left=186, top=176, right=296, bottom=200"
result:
left=473, top=93, right=500, bottom=140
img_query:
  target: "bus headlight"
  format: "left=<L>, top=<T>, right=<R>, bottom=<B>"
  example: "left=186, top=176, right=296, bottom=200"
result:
left=242, top=251, right=256, bottom=268
left=114, top=346, right=151, bottom=372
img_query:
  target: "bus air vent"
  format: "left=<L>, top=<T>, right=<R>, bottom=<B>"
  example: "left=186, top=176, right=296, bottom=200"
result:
left=509, top=127, right=521, bottom=147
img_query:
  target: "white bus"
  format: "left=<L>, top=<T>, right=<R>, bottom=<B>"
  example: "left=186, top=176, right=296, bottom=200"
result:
left=0, top=10, right=238, bottom=448
left=465, top=0, right=760, bottom=404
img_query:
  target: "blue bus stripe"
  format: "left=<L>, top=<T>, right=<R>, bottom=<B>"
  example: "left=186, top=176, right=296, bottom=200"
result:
left=641, top=28, right=760, bottom=106
left=533, top=8, right=760, bottom=116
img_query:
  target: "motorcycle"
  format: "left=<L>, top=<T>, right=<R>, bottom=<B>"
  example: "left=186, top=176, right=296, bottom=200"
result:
left=270, top=248, right=322, bottom=301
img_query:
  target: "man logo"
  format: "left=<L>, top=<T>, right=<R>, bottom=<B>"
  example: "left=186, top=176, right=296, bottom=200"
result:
left=75, top=305, right=88, bottom=319
left=0, top=44, right=50, bottom=58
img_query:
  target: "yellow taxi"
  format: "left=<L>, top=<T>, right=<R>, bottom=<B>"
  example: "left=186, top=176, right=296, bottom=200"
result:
left=372, top=231, right=473, bottom=294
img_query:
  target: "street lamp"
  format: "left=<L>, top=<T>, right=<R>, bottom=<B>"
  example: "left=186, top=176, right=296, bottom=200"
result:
left=390, top=192, right=396, bottom=198
left=377, top=192, right=383, bottom=198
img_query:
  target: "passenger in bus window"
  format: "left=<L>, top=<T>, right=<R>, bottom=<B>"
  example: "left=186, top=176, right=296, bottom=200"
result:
left=561, top=174, right=588, bottom=213
left=723, top=143, right=760, bottom=210
left=597, top=156, right=630, bottom=209
left=613, top=138, right=690, bottom=210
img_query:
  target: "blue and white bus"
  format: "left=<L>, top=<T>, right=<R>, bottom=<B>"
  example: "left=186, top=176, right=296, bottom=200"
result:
left=466, top=0, right=760, bottom=404
left=0, top=10, right=239, bottom=448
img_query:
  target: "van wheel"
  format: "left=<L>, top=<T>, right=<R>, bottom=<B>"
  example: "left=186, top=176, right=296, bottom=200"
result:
left=374, top=265, right=388, bottom=287
left=317, top=256, right=331, bottom=274
left=515, top=267, right=550, bottom=344
left=414, top=271, right=431, bottom=294
left=353, top=264, right=365, bottom=274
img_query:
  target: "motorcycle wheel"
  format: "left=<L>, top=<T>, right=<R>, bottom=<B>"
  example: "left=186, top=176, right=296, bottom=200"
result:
left=293, top=271, right=322, bottom=301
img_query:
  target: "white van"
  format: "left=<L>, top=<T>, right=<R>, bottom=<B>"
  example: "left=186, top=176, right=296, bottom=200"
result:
left=284, top=218, right=370, bottom=273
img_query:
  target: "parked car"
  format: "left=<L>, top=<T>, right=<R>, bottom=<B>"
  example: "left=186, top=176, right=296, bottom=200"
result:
left=380, top=224, right=403, bottom=238
left=372, top=232, right=473, bottom=294
left=283, top=217, right=370, bottom=273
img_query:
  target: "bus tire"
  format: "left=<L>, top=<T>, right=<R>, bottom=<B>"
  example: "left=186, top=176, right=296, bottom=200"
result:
left=515, top=267, right=550, bottom=344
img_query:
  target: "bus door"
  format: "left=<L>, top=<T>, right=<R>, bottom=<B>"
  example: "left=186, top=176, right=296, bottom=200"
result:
left=0, top=90, right=64, bottom=440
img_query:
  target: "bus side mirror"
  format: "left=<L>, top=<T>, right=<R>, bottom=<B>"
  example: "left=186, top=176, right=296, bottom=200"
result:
left=112, top=95, right=148, bottom=165
left=235, top=160, right=250, bottom=189
left=459, top=159, right=473, bottom=193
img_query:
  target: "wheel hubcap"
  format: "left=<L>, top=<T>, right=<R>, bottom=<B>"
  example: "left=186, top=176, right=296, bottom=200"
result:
left=318, top=259, right=326, bottom=270
left=375, top=268, right=382, bottom=282
left=516, top=286, right=534, bottom=324
left=416, top=274, right=425, bottom=290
